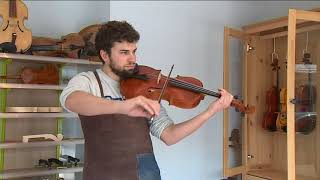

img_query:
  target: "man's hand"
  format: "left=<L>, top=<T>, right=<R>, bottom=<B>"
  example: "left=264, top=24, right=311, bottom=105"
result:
left=121, top=96, right=160, bottom=118
left=206, top=88, right=233, bottom=115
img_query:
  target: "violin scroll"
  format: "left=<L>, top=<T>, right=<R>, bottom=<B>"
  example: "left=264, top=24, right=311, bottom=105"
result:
left=231, top=99, right=255, bottom=114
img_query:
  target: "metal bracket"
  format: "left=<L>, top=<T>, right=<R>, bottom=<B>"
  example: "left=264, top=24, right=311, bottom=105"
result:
left=246, top=44, right=255, bottom=52
left=290, top=98, right=296, bottom=104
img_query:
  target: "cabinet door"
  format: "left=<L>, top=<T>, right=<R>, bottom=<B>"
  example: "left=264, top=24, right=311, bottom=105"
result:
left=287, top=9, right=320, bottom=180
left=223, top=27, right=248, bottom=178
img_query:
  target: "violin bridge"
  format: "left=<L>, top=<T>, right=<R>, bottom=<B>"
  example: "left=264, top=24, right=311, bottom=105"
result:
left=157, top=71, right=161, bottom=84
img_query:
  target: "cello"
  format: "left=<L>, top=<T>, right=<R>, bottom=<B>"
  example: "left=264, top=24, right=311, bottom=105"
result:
left=0, top=0, right=32, bottom=53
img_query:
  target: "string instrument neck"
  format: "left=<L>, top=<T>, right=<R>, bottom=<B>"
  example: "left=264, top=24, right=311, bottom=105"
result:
left=9, top=0, right=17, bottom=18
left=168, top=77, right=221, bottom=98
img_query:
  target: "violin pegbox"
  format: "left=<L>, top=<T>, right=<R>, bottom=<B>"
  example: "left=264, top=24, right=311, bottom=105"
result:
left=271, top=53, right=280, bottom=72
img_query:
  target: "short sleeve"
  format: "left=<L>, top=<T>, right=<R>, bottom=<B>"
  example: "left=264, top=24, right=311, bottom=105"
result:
left=59, top=72, right=93, bottom=112
left=149, top=105, right=174, bottom=139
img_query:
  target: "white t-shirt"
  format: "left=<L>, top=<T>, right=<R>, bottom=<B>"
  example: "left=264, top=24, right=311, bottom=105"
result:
left=60, top=69, right=173, bottom=139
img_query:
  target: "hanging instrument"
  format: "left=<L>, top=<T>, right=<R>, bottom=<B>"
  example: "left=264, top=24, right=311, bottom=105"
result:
left=0, top=0, right=32, bottom=53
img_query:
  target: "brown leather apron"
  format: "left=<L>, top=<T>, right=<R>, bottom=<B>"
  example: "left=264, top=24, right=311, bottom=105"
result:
left=78, top=71, right=154, bottom=180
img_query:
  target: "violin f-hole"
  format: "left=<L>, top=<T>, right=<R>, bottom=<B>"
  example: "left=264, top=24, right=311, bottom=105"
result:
left=17, top=20, right=24, bottom=32
left=3, top=20, right=9, bottom=31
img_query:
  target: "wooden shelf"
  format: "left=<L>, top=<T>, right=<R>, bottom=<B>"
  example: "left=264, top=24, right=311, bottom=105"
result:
left=0, top=164, right=83, bottom=179
left=6, top=107, right=63, bottom=113
left=248, top=169, right=319, bottom=180
left=0, top=112, right=77, bottom=119
left=0, top=53, right=101, bottom=65
left=0, top=138, right=84, bottom=149
left=0, top=83, right=65, bottom=90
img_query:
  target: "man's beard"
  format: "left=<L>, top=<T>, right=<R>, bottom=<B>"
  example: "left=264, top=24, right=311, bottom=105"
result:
left=109, top=59, right=137, bottom=78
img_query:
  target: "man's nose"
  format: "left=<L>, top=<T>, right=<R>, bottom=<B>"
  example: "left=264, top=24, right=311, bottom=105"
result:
left=128, top=53, right=136, bottom=63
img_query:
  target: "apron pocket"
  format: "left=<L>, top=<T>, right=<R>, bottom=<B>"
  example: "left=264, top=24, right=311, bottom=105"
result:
left=136, top=153, right=161, bottom=180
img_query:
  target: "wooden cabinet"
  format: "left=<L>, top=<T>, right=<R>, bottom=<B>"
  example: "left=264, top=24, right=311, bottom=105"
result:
left=0, top=53, right=100, bottom=179
left=223, top=8, right=320, bottom=180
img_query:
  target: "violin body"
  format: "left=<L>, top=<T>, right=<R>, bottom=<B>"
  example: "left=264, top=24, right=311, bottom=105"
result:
left=276, top=88, right=287, bottom=131
left=78, top=24, right=101, bottom=62
left=295, top=84, right=317, bottom=134
left=78, top=24, right=101, bottom=45
left=120, top=65, right=205, bottom=109
left=262, top=86, right=278, bottom=131
left=20, top=64, right=59, bottom=85
left=0, top=0, right=32, bottom=52
left=60, top=33, right=85, bottom=58
left=296, top=85, right=317, bottom=112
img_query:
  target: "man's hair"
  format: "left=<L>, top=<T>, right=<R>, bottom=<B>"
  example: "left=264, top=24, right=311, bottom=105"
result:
left=95, top=21, right=140, bottom=63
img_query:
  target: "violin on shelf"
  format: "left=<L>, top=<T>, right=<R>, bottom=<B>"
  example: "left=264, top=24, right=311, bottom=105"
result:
left=0, top=64, right=59, bottom=85
left=26, top=33, right=85, bottom=59
left=0, top=0, right=32, bottom=53
left=78, top=24, right=101, bottom=62
left=120, top=65, right=255, bottom=114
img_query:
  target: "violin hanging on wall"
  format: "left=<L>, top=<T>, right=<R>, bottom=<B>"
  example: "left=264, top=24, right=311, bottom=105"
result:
left=262, top=57, right=279, bottom=131
left=295, top=50, right=316, bottom=134
left=0, top=0, right=32, bottom=53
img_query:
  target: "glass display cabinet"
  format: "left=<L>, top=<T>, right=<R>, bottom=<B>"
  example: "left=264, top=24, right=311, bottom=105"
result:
left=223, top=8, right=320, bottom=180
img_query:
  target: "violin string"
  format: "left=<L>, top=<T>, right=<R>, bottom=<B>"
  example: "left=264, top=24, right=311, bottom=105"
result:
left=169, top=78, right=220, bottom=97
left=146, top=73, right=218, bottom=96
left=143, top=73, right=220, bottom=97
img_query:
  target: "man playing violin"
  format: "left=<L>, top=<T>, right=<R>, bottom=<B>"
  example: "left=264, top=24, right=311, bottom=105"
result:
left=60, top=20, right=233, bottom=180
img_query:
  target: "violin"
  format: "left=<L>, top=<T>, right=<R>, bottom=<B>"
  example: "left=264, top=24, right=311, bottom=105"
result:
left=78, top=24, right=101, bottom=62
left=276, top=88, right=287, bottom=131
left=20, top=64, right=59, bottom=85
left=28, top=33, right=85, bottom=59
left=0, top=0, right=32, bottom=53
left=1, top=64, right=59, bottom=85
left=295, top=52, right=316, bottom=134
left=262, top=57, right=279, bottom=131
left=120, top=65, right=255, bottom=114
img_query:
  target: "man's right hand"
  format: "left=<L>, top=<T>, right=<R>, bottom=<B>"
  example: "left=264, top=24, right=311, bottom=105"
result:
left=121, top=96, right=160, bottom=119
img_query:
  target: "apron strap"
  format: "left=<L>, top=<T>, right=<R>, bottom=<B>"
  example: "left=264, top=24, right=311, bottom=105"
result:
left=93, top=70, right=104, bottom=97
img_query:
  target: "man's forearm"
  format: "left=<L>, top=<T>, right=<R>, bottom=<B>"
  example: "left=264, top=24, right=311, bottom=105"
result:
left=161, top=110, right=215, bottom=145
left=65, top=91, right=122, bottom=116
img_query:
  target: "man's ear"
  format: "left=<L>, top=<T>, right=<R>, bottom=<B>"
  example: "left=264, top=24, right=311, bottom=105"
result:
left=100, top=50, right=110, bottom=64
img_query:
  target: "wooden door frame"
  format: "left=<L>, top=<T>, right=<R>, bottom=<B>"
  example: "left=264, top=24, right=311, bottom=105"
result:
left=287, top=9, right=320, bottom=180
left=223, top=27, right=248, bottom=178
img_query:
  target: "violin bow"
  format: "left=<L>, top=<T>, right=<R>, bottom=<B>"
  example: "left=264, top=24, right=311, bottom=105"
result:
left=150, top=64, right=174, bottom=121
left=157, top=64, right=174, bottom=102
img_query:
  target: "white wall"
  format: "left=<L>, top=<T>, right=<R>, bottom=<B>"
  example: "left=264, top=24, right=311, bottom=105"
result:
left=5, top=1, right=320, bottom=180
left=110, top=1, right=320, bottom=180
left=23, top=1, right=109, bottom=38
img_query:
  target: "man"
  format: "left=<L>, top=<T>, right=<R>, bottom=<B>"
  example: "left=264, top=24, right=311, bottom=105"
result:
left=60, top=20, right=233, bottom=180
